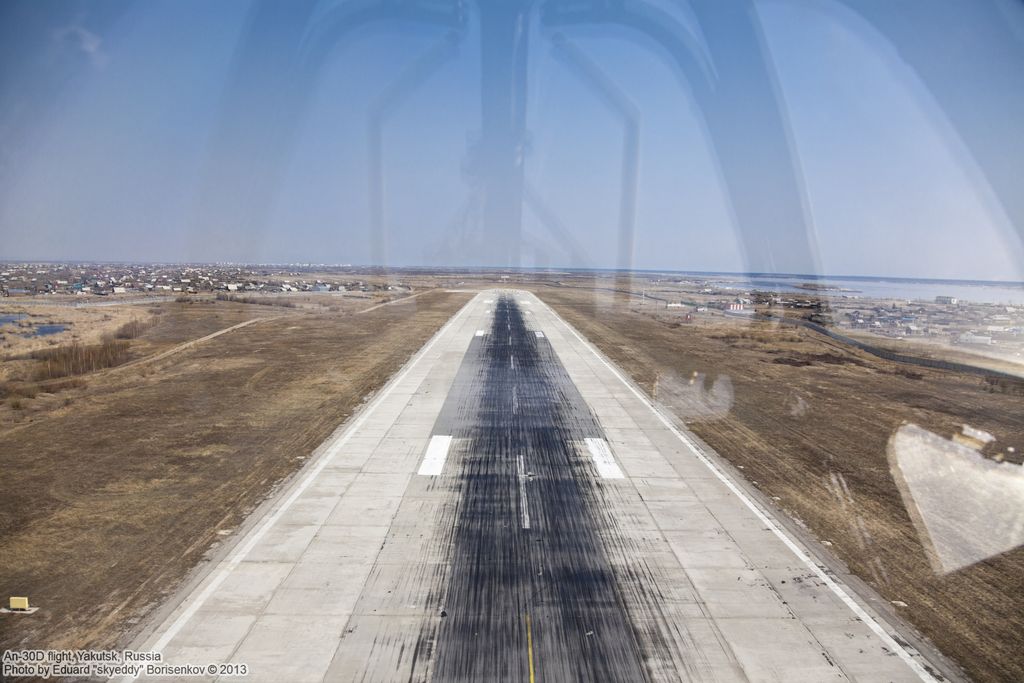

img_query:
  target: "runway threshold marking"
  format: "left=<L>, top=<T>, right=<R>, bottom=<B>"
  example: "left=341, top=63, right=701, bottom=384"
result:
left=418, top=435, right=453, bottom=476
left=525, top=613, right=536, bottom=683
left=538, top=299, right=940, bottom=682
left=585, top=438, right=625, bottom=479
left=517, top=454, right=531, bottom=529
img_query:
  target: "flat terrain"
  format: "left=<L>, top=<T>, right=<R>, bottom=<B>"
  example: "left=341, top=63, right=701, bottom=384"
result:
left=0, top=289, right=466, bottom=653
left=839, top=328, right=1024, bottom=378
left=0, top=302, right=145, bottom=361
left=533, top=286, right=1024, bottom=683
left=0, top=300, right=275, bottom=427
left=134, top=291, right=937, bottom=683
left=3, top=278, right=1019, bottom=681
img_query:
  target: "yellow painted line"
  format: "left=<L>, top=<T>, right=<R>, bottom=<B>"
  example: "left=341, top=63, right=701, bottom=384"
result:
left=525, top=612, right=536, bottom=683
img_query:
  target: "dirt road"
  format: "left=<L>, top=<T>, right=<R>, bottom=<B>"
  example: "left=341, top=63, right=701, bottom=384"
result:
left=0, top=290, right=469, bottom=653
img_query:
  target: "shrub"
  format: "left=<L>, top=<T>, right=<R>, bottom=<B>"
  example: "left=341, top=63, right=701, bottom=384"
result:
left=31, top=340, right=132, bottom=380
left=0, top=382, right=39, bottom=400
left=216, top=293, right=296, bottom=308
left=113, top=318, right=152, bottom=340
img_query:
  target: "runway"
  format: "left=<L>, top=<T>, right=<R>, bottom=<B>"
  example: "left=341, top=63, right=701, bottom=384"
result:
left=130, top=290, right=941, bottom=682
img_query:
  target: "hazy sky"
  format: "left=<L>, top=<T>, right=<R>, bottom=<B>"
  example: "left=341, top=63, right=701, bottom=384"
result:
left=1, top=0, right=1022, bottom=280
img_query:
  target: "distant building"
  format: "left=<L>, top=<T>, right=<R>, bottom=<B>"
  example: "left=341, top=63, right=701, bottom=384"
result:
left=957, top=332, right=993, bottom=345
left=935, top=296, right=959, bottom=305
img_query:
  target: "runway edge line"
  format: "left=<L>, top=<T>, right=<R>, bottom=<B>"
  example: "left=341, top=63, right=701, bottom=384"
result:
left=117, top=292, right=480, bottom=680
left=531, top=291, right=941, bottom=683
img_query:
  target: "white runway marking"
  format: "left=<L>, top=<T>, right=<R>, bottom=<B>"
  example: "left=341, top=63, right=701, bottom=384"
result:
left=418, top=435, right=453, bottom=476
left=485, top=299, right=493, bottom=303
left=476, top=330, right=485, bottom=337
left=540, top=299, right=938, bottom=682
left=535, top=331, right=544, bottom=338
left=511, top=355, right=515, bottom=370
left=132, top=294, right=479, bottom=667
left=512, top=385, right=518, bottom=415
left=585, top=438, right=625, bottom=479
left=517, top=454, right=531, bottom=529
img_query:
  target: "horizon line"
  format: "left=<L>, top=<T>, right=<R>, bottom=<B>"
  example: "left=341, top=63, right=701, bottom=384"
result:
left=1, top=259, right=1023, bottom=288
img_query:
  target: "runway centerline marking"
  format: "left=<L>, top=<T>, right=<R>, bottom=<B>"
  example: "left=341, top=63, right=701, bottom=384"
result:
left=525, top=612, right=536, bottom=683
left=517, top=454, right=531, bottom=529
left=418, top=434, right=453, bottom=476
left=585, top=437, right=625, bottom=479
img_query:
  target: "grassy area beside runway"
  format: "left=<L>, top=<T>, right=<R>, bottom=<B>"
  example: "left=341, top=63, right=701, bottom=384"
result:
left=0, top=289, right=468, bottom=653
left=534, top=286, right=1024, bottom=683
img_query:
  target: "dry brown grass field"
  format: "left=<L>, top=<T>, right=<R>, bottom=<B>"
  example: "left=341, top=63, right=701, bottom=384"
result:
left=0, top=289, right=467, bottom=652
left=3, top=277, right=1021, bottom=680
left=533, top=285, right=1024, bottom=683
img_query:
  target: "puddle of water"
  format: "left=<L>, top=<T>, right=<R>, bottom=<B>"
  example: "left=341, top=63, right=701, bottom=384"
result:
left=21, top=324, right=68, bottom=337
left=0, top=313, right=27, bottom=325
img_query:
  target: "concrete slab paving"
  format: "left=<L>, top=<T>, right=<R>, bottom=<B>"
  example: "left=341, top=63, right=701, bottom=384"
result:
left=128, top=290, right=943, bottom=683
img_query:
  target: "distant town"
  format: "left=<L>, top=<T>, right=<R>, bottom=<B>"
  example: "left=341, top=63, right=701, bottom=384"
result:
left=0, top=262, right=406, bottom=297
left=641, top=276, right=1024, bottom=369
left=2, top=262, right=1022, bottom=368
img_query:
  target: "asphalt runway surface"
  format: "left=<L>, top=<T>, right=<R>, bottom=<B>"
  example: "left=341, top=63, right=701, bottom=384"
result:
left=128, top=290, right=946, bottom=683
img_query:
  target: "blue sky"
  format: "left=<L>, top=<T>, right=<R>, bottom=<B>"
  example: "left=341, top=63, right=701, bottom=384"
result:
left=1, top=0, right=1022, bottom=280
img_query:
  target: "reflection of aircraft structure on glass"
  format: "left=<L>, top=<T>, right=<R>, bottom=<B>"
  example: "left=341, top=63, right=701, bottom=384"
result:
left=196, top=0, right=1023, bottom=272
left=8, top=3, right=1023, bottom=682
left=348, top=0, right=821, bottom=272
left=888, top=423, right=1024, bottom=575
